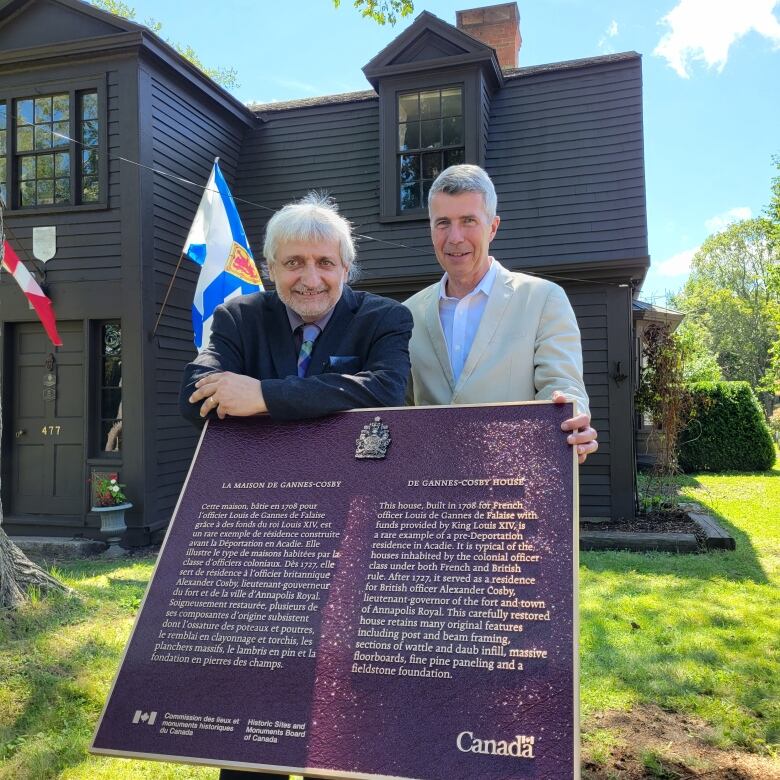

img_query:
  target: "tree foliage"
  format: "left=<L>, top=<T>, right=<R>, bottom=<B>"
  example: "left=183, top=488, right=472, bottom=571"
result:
left=761, top=156, right=780, bottom=394
left=671, top=217, right=779, bottom=393
left=767, top=155, right=780, bottom=250
left=89, top=0, right=239, bottom=89
left=675, top=318, right=723, bottom=383
left=333, top=0, right=414, bottom=25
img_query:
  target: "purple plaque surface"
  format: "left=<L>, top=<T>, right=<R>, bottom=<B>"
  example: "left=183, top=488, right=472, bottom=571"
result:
left=92, top=402, right=579, bottom=780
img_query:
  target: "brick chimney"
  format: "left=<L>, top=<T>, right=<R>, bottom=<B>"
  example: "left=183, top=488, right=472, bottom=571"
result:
left=456, top=3, right=522, bottom=69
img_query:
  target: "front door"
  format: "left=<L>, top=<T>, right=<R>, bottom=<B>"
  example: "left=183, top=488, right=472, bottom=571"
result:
left=10, top=321, right=85, bottom=516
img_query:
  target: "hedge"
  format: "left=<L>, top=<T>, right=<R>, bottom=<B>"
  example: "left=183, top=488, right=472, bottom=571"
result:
left=679, top=381, right=776, bottom=472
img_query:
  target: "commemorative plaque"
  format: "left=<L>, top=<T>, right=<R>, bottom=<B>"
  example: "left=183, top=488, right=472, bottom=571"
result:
left=92, top=402, right=579, bottom=779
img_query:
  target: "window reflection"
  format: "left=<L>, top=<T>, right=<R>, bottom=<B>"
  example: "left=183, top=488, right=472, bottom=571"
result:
left=11, top=90, right=99, bottom=207
left=100, top=323, right=122, bottom=453
left=16, top=93, right=70, bottom=207
left=80, top=91, right=99, bottom=203
left=396, top=86, right=464, bottom=211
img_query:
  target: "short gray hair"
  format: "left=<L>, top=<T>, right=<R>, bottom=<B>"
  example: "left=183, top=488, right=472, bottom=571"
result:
left=263, top=192, right=358, bottom=280
left=427, top=164, right=497, bottom=220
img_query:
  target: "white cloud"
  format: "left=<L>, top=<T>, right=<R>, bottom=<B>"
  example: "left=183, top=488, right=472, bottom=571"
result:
left=597, top=20, right=619, bottom=53
left=704, top=206, right=753, bottom=232
left=654, top=0, right=780, bottom=78
left=656, top=246, right=699, bottom=276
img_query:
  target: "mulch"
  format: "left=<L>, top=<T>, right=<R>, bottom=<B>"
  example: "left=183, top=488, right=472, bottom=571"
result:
left=581, top=509, right=709, bottom=551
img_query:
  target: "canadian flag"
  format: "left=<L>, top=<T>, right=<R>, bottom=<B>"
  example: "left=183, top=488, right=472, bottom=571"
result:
left=1, top=240, right=63, bottom=346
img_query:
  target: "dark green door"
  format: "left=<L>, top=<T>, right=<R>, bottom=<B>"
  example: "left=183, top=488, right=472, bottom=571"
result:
left=10, top=321, right=85, bottom=516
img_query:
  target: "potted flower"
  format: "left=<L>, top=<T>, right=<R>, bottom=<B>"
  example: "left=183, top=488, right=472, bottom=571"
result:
left=91, top=473, right=132, bottom=556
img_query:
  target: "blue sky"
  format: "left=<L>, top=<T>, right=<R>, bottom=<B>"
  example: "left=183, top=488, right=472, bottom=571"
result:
left=123, top=0, right=780, bottom=302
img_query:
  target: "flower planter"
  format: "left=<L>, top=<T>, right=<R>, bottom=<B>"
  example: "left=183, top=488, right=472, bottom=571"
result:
left=92, top=502, right=132, bottom=557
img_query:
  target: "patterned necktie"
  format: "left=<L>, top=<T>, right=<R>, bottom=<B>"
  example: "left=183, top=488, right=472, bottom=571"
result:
left=297, top=323, right=321, bottom=377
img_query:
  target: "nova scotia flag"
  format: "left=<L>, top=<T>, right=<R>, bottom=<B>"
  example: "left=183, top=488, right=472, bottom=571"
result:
left=184, top=159, right=263, bottom=350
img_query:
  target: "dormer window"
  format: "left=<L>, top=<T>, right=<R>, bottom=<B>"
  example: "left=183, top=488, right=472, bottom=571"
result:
left=398, top=86, right=465, bottom=211
left=363, top=10, right=503, bottom=222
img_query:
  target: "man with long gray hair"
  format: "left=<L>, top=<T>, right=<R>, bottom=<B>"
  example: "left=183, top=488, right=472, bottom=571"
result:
left=181, top=192, right=412, bottom=424
left=405, top=164, right=598, bottom=463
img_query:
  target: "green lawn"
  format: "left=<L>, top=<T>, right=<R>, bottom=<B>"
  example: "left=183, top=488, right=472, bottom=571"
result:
left=1, top=463, right=778, bottom=779
left=580, top=463, right=780, bottom=767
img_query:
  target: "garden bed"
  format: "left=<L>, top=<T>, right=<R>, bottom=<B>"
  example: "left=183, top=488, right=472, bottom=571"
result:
left=580, top=506, right=734, bottom=553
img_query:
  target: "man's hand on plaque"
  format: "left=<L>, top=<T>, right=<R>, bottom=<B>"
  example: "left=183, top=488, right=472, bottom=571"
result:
left=189, top=371, right=268, bottom=419
left=552, top=391, right=598, bottom=465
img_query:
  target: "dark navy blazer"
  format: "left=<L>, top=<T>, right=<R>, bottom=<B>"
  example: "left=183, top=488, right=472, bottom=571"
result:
left=179, top=286, right=413, bottom=424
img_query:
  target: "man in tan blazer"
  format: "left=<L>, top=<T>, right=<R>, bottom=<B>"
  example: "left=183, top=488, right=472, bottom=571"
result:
left=405, top=164, right=598, bottom=463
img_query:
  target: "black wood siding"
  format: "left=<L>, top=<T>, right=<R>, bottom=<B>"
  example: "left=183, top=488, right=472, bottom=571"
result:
left=237, top=98, right=436, bottom=284
left=563, top=285, right=612, bottom=519
left=236, top=57, right=646, bottom=520
left=143, top=66, right=248, bottom=533
left=0, top=57, right=140, bottom=536
left=487, top=57, right=648, bottom=268
left=239, top=56, right=647, bottom=283
left=0, top=69, right=122, bottom=293
left=479, top=73, right=491, bottom=167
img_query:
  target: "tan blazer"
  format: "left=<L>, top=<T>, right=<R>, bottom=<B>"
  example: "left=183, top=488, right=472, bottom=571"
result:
left=404, top=261, right=590, bottom=418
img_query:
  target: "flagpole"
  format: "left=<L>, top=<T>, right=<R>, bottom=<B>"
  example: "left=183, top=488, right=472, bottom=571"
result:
left=151, top=251, right=186, bottom=339
left=152, top=157, right=220, bottom=341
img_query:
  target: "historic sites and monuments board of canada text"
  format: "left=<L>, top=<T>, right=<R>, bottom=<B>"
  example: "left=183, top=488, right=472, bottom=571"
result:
left=92, top=402, right=579, bottom=779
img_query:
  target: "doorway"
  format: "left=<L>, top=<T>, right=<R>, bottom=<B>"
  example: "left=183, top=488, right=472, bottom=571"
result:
left=9, top=321, right=85, bottom=517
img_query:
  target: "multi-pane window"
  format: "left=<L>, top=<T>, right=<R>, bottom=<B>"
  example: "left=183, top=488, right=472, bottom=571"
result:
left=99, top=323, right=122, bottom=454
left=7, top=89, right=100, bottom=209
left=0, top=102, right=6, bottom=206
left=16, top=93, right=71, bottom=207
left=397, top=86, right=464, bottom=211
left=80, top=92, right=99, bottom=202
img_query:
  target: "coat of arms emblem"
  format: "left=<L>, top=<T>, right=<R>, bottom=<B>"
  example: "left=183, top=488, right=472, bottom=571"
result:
left=225, top=242, right=261, bottom=285
left=355, top=416, right=391, bottom=459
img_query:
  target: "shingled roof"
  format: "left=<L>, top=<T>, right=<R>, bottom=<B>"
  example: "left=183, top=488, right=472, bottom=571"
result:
left=247, top=50, right=640, bottom=115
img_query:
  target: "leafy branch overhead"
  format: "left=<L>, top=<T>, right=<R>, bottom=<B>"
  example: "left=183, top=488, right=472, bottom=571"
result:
left=333, top=0, right=414, bottom=25
left=89, top=0, right=239, bottom=89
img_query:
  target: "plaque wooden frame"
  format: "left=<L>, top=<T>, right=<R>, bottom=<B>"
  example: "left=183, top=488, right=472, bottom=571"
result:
left=91, top=401, right=580, bottom=780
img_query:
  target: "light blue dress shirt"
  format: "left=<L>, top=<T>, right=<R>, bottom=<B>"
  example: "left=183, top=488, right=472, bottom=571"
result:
left=438, top=259, right=498, bottom=382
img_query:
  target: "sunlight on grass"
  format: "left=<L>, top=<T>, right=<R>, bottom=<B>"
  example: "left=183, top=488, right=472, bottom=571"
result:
left=0, top=556, right=217, bottom=780
left=581, top=726, right=624, bottom=766
left=59, top=757, right=215, bottom=779
left=1, top=464, right=778, bottom=777
left=581, top=461, right=780, bottom=755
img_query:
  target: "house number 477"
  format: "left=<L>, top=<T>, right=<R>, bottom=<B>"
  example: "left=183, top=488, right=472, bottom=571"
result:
left=41, top=425, right=62, bottom=436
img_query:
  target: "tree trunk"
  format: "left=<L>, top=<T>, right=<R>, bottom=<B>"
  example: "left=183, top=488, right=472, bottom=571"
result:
left=0, top=380, right=70, bottom=609
left=0, top=527, right=70, bottom=609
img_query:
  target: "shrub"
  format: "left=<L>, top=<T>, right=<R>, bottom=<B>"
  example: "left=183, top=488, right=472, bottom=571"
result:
left=679, top=381, right=776, bottom=472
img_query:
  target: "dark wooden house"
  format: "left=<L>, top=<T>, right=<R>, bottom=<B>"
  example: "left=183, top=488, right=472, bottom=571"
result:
left=0, top=0, right=255, bottom=545
left=0, top=0, right=649, bottom=545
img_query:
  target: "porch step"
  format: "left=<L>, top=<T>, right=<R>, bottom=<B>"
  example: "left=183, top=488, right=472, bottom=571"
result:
left=9, top=535, right=106, bottom=561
